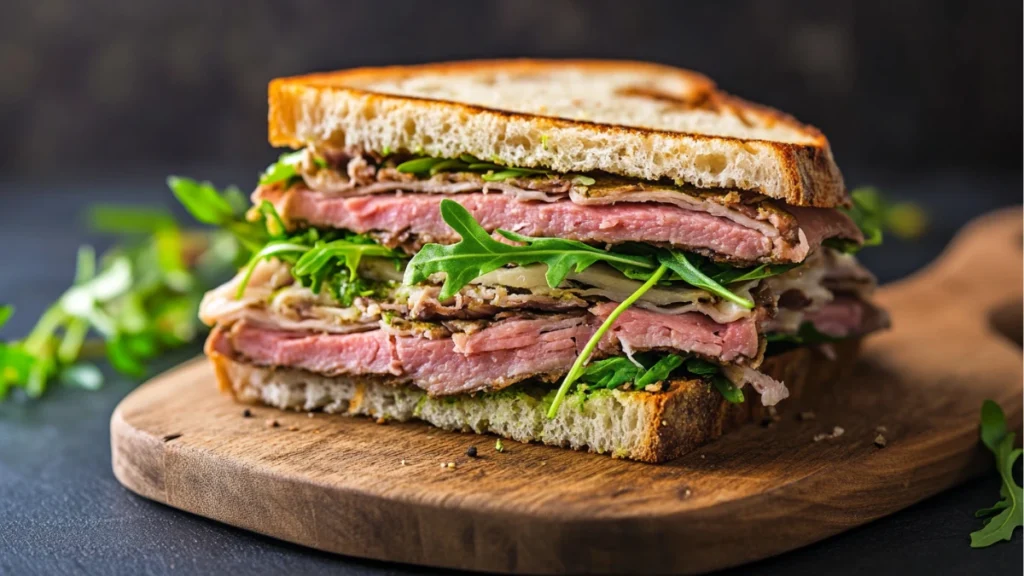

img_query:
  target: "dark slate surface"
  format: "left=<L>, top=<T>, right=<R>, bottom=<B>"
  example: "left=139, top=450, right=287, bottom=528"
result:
left=0, top=172, right=1020, bottom=575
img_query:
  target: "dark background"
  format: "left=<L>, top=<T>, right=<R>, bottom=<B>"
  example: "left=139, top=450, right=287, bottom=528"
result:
left=0, top=1, right=1021, bottom=575
left=0, top=0, right=1020, bottom=183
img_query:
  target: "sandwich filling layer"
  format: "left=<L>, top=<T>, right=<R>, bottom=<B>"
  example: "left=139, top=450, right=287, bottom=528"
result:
left=202, top=147, right=887, bottom=411
left=254, top=148, right=863, bottom=264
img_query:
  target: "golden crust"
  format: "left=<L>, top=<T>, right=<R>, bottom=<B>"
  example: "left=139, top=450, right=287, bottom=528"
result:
left=267, top=59, right=846, bottom=208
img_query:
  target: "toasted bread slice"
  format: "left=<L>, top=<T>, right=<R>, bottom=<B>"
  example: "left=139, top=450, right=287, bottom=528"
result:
left=208, top=339, right=861, bottom=463
left=269, top=59, right=846, bottom=207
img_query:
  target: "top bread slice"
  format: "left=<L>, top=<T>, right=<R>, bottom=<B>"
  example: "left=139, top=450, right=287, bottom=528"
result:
left=268, top=59, right=846, bottom=208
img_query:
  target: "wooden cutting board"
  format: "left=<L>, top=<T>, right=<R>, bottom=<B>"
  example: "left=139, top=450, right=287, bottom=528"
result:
left=111, top=208, right=1023, bottom=575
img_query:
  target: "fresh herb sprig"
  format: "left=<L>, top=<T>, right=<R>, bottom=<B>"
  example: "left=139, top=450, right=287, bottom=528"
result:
left=970, top=400, right=1023, bottom=548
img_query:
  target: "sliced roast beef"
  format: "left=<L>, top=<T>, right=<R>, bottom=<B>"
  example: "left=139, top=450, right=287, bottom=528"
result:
left=212, top=305, right=764, bottom=397
left=257, top=186, right=861, bottom=264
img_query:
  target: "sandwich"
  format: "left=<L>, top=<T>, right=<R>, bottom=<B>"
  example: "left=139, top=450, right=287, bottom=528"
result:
left=199, top=60, right=888, bottom=463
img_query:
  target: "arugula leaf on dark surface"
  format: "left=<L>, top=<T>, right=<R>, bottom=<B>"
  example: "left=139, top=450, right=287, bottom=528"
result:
left=970, top=400, right=1023, bottom=548
left=404, top=199, right=655, bottom=300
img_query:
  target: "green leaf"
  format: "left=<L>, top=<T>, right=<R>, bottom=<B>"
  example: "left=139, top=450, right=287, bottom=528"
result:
left=578, top=357, right=641, bottom=390
left=235, top=242, right=312, bottom=299
left=258, top=200, right=288, bottom=239
left=259, top=150, right=324, bottom=187
left=105, top=336, right=146, bottom=377
left=707, top=262, right=800, bottom=285
left=167, top=176, right=237, bottom=226
left=684, top=358, right=719, bottom=376
left=396, top=157, right=445, bottom=174
left=429, top=159, right=470, bottom=175
left=405, top=199, right=656, bottom=301
left=657, top=251, right=754, bottom=309
left=88, top=206, right=176, bottom=234
left=829, top=187, right=885, bottom=254
left=711, top=374, right=745, bottom=404
left=0, top=305, right=12, bottom=330
left=547, top=263, right=669, bottom=418
left=634, top=354, right=683, bottom=388
left=980, top=399, right=1009, bottom=452
left=970, top=400, right=1023, bottom=547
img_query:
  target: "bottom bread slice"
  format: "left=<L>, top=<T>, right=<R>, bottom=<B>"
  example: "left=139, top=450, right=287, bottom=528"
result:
left=208, top=339, right=861, bottom=463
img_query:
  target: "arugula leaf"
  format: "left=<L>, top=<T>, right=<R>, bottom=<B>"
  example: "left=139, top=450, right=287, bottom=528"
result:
left=684, top=357, right=719, bottom=375
left=634, top=354, right=683, bottom=388
left=391, top=153, right=599, bottom=183
left=712, top=374, right=744, bottom=403
left=547, top=264, right=669, bottom=417
left=88, top=206, right=176, bottom=234
left=0, top=304, right=12, bottom=329
left=167, top=176, right=237, bottom=226
left=657, top=251, right=755, bottom=309
left=706, top=262, right=800, bottom=285
left=259, top=150, right=327, bottom=187
left=167, top=176, right=266, bottom=256
left=404, top=199, right=655, bottom=300
left=970, top=400, right=1023, bottom=548
left=827, top=187, right=889, bottom=254
left=577, top=357, right=641, bottom=390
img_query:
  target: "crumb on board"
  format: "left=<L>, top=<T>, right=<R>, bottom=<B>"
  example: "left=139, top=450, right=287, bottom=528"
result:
left=265, top=419, right=279, bottom=428
left=798, top=411, right=816, bottom=421
left=495, top=439, right=505, bottom=453
left=440, top=462, right=456, bottom=470
left=307, top=412, right=315, bottom=418
left=874, top=434, right=887, bottom=448
left=287, top=425, right=299, bottom=432
left=401, top=459, right=408, bottom=466
left=375, top=417, right=387, bottom=425
left=875, top=425, right=888, bottom=433
left=813, top=426, right=845, bottom=442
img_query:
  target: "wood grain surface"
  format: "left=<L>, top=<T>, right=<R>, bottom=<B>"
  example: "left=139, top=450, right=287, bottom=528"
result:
left=111, top=208, right=1023, bottom=575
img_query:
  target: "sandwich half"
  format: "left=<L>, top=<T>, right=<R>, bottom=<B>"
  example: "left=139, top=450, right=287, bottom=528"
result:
left=200, top=60, right=888, bottom=463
